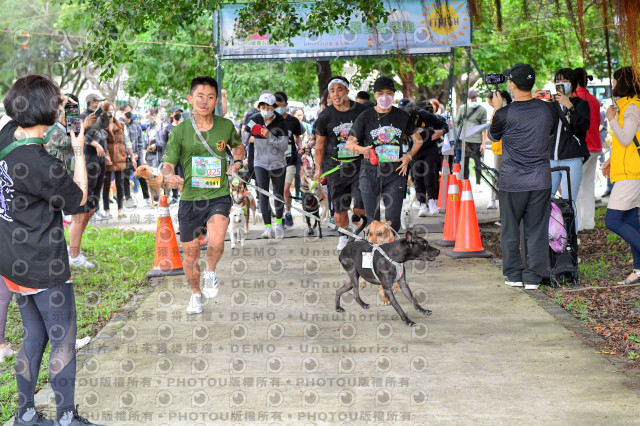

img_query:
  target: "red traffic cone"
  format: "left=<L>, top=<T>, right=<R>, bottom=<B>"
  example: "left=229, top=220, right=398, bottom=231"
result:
left=148, top=196, right=185, bottom=277
left=434, top=174, right=460, bottom=247
left=447, top=179, right=492, bottom=259
left=437, top=158, right=450, bottom=210
left=451, top=162, right=463, bottom=194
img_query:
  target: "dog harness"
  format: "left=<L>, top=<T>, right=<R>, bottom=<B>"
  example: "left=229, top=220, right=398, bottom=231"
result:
left=369, top=244, right=404, bottom=284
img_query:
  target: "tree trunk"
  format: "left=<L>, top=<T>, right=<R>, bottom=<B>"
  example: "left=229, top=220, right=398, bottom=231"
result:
left=400, top=57, right=415, bottom=100
left=316, top=60, right=332, bottom=98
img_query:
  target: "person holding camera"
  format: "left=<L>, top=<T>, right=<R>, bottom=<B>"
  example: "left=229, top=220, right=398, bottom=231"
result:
left=538, top=68, right=590, bottom=232
left=0, top=75, right=103, bottom=425
left=602, top=66, right=640, bottom=285
left=485, top=90, right=513, bottom=209
left=488, top=63, right=557, bottom=290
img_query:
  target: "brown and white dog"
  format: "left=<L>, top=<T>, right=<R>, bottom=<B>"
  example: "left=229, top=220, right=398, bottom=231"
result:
left=360, top=220, right=400, bottom=304
left=133, top=165, right=170, bottom=208
left=230, top=181, right=257, bottom=232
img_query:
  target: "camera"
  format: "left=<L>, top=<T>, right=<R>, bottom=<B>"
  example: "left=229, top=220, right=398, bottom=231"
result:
left=484, top=73, right=507, bottom=85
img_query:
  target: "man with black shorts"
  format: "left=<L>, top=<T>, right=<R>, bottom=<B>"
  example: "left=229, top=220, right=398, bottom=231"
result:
left=161, top=76, right=245, bottom=314
left=274, top=91, right=304, bottom=227
left=314, top=76, right=368, bottom=250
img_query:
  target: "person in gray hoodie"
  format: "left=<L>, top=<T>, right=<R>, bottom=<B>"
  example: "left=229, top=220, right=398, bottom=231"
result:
left=242, top=92, right=289, bottom=239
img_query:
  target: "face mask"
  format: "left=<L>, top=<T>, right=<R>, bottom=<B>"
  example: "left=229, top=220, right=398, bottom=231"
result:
left=124, top=112, right=132, bottom=119
left=260, top=109, right=275, bottom=119
left=556, top=82, right=572, bottom=96
left=469, top=101, right=478, bottom=108
left=275, top=107, right=288, bottom=115
left=158, top=111, right=167, bottom=120
left=174, top=113, right=182, bottom=122
left=376, top=95, right=394, bottom=109
left=107, top=112, right=114, bottom=119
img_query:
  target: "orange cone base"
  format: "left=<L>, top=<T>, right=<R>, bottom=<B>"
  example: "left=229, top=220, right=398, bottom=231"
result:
left=434, top=239, right=456, bottom=247
left=446, top=249, right=493, bottom=259
left=147, top=267, right=185, bottom=278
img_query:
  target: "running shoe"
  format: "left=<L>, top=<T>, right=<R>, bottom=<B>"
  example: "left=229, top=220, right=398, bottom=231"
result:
left=186, top=293, right=203, bottom=314
left=55, top=405, right=105, bottom=426
left=202, top=270, right=219, bottom=299
left=428, top=199, right=439, bottom=215
left=261, top=227, right=274, bottom=239
left=336, top=236, right=348, bottom=250
left=418, top=203, right=428, bottom=217
left=274, top=224, right=285, bottom=240
left=284, top=212, right=294, bottom=227
left=69, top=254, right=96, bottom=269
left=14, top=408, right=55, bottom=426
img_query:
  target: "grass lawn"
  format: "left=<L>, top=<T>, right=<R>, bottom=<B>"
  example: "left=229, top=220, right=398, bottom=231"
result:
left=0, top=227, right=155, bottom=423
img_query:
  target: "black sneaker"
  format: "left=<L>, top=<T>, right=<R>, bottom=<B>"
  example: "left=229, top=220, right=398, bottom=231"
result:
left=169, top=198, right=179, bottom=205
left=284, top=212, right=294, bottom=227
left=54, top=405, right=105, bottom=426
left=14, top=408, right=55, bottom=425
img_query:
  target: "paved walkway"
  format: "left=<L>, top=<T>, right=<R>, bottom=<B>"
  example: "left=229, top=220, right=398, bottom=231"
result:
left=18, top=176, right=636, bottom=425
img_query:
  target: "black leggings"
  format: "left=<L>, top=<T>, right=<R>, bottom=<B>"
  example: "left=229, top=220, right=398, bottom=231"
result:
left=102, top=170, right=125, bottom=210
left=255, top=166, right=286, bottom=225
left=412, top=151, right=441, bottom=204
left=359, top=166, right=408, bottom=232
left=16, top=284, right=77, bottom=419
left=463, top=143, right=483, bottom=185
left=0, top=277, right=12, bottom=345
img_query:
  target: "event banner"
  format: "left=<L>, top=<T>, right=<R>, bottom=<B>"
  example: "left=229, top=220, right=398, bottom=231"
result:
left=219, top=0, right=472, bottom=59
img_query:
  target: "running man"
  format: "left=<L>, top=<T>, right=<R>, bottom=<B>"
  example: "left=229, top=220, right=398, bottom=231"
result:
left=313, top=76, right=369, bottom=250
left=161, top=76, right=245, bottom=314
left=346, top=76, right=424, bottom=232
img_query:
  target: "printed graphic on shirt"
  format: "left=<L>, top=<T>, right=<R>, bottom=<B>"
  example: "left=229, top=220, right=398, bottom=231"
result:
left=0, top=161, right=14, bottom=222
left=333, top=122, right=358, bottom=158
left=216, top=140, right=226, bottom=151
left=371, top=125, right=403, bottom=162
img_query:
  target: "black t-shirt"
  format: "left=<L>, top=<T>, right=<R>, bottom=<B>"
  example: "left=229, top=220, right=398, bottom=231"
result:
left=349, top=106, right=415, bottom=172
left=0, top=121, right=83, bottom=288
left=314, top=101, right=369, bottom=173
left=488, top=99, right=556, bottom=192
left=283, top=114, right=303, bottom=166
left=85, top=129, right=107, bottom=157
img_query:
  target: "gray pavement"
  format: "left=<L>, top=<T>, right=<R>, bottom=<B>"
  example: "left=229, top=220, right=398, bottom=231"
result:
left=15, top=177, right=635, bottom=426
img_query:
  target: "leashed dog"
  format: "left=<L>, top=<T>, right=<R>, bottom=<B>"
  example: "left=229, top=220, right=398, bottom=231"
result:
left=133, top=165, right=170, bottom=208
left=228, top=204, right=246, bottom=248
left=231, top=182, right=256, bottom=231
left=337, top=231, right=440, bottom=326
left=299, top=171, right=329, bottom=237
left=360, top=221, right=400, bottom=305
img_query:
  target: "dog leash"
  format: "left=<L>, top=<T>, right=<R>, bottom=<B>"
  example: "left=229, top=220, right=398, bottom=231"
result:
left=309, top=157, right=358, bottom=191
left=227, top=170, right=407, bottom=274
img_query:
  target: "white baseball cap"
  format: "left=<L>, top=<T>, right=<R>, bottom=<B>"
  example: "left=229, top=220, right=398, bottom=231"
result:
left=258, top=92, right=276, bottom=106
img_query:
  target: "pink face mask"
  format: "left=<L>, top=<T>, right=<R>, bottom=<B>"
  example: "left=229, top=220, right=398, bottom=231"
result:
left=376, top=95, right=394, bottom=109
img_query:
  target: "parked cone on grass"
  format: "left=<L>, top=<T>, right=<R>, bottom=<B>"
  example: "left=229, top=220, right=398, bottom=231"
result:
left=147, top=195, right=184, bottom=277
left=434, top=174, right=460, bottom=247
left=447, top=179, right=493, bottom=259
left=437, top=158, right=450, bottom=210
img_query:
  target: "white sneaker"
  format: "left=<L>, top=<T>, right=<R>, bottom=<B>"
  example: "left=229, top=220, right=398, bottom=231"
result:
left=0, top=344, right=15, bottom=362
left=75, top=336, right=91, bottom=350
left=505, top=280, right=523, bottom=287
left=487, top=199, right=497, bottom=209
left=336, top=235, right=349, bottom=250
left=274, top=224, right=284, bottom=240
left=428, top=199, right=439, bottom=215
left=261, top=227, right=274, bottom=239
left=524, top=283, right=540, bottom=290
left=202, top=270, right=218, bottom=299
left=186, top=293, right=203, bottom=314
left=69, top=253, right=95, bottom=268
left=418, top=203, right=428, bottom=217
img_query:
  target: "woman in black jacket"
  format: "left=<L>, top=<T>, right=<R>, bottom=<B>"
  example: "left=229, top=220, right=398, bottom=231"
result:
left=545, top=67, right=591, bottom=232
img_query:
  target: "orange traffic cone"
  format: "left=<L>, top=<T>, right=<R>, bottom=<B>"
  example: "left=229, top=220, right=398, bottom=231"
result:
left=147, top=195, right=185, bottom=277
left=447, top=179, right=492, bottom=259
left=434, top=174, right=460, bottom=247
left=437, top=158, right=450, bottom=210
left=451, top=162, right=463, bottom=194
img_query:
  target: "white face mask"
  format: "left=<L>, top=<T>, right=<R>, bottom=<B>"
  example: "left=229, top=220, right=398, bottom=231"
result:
left=555, top=82, right=572, bottom=96
left=260, top=109, right=274, bottom=119
left=469, top=101, right=478, bottom=108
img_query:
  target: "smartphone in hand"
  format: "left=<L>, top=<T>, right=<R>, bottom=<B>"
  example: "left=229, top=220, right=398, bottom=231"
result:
left=64, top=104, right=81, bottom=136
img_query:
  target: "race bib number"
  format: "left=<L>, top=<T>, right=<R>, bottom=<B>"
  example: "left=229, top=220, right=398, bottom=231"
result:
left=375, top=145, right=400, bottom=163
left=337, top=143, right=358, bottom=159
left=192, top=156, right=222, bottom=189
left=285, top=144, right=292, bottom=157
left=362, top=252, right=373, bottom=269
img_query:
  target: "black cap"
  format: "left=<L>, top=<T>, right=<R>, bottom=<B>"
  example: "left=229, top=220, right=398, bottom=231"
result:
left=503, top=63, right=535, bottom=90
left=373, top=76, right=396, bottom=93
left=398, top=98, right=410, bottom=109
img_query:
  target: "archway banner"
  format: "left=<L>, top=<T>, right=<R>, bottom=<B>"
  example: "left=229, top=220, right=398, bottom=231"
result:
left=218, top=0, right=472, bottom=60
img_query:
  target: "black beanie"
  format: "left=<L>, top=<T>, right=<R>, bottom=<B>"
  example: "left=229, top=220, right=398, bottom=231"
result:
left=373, top=76, right=396, bottom=93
